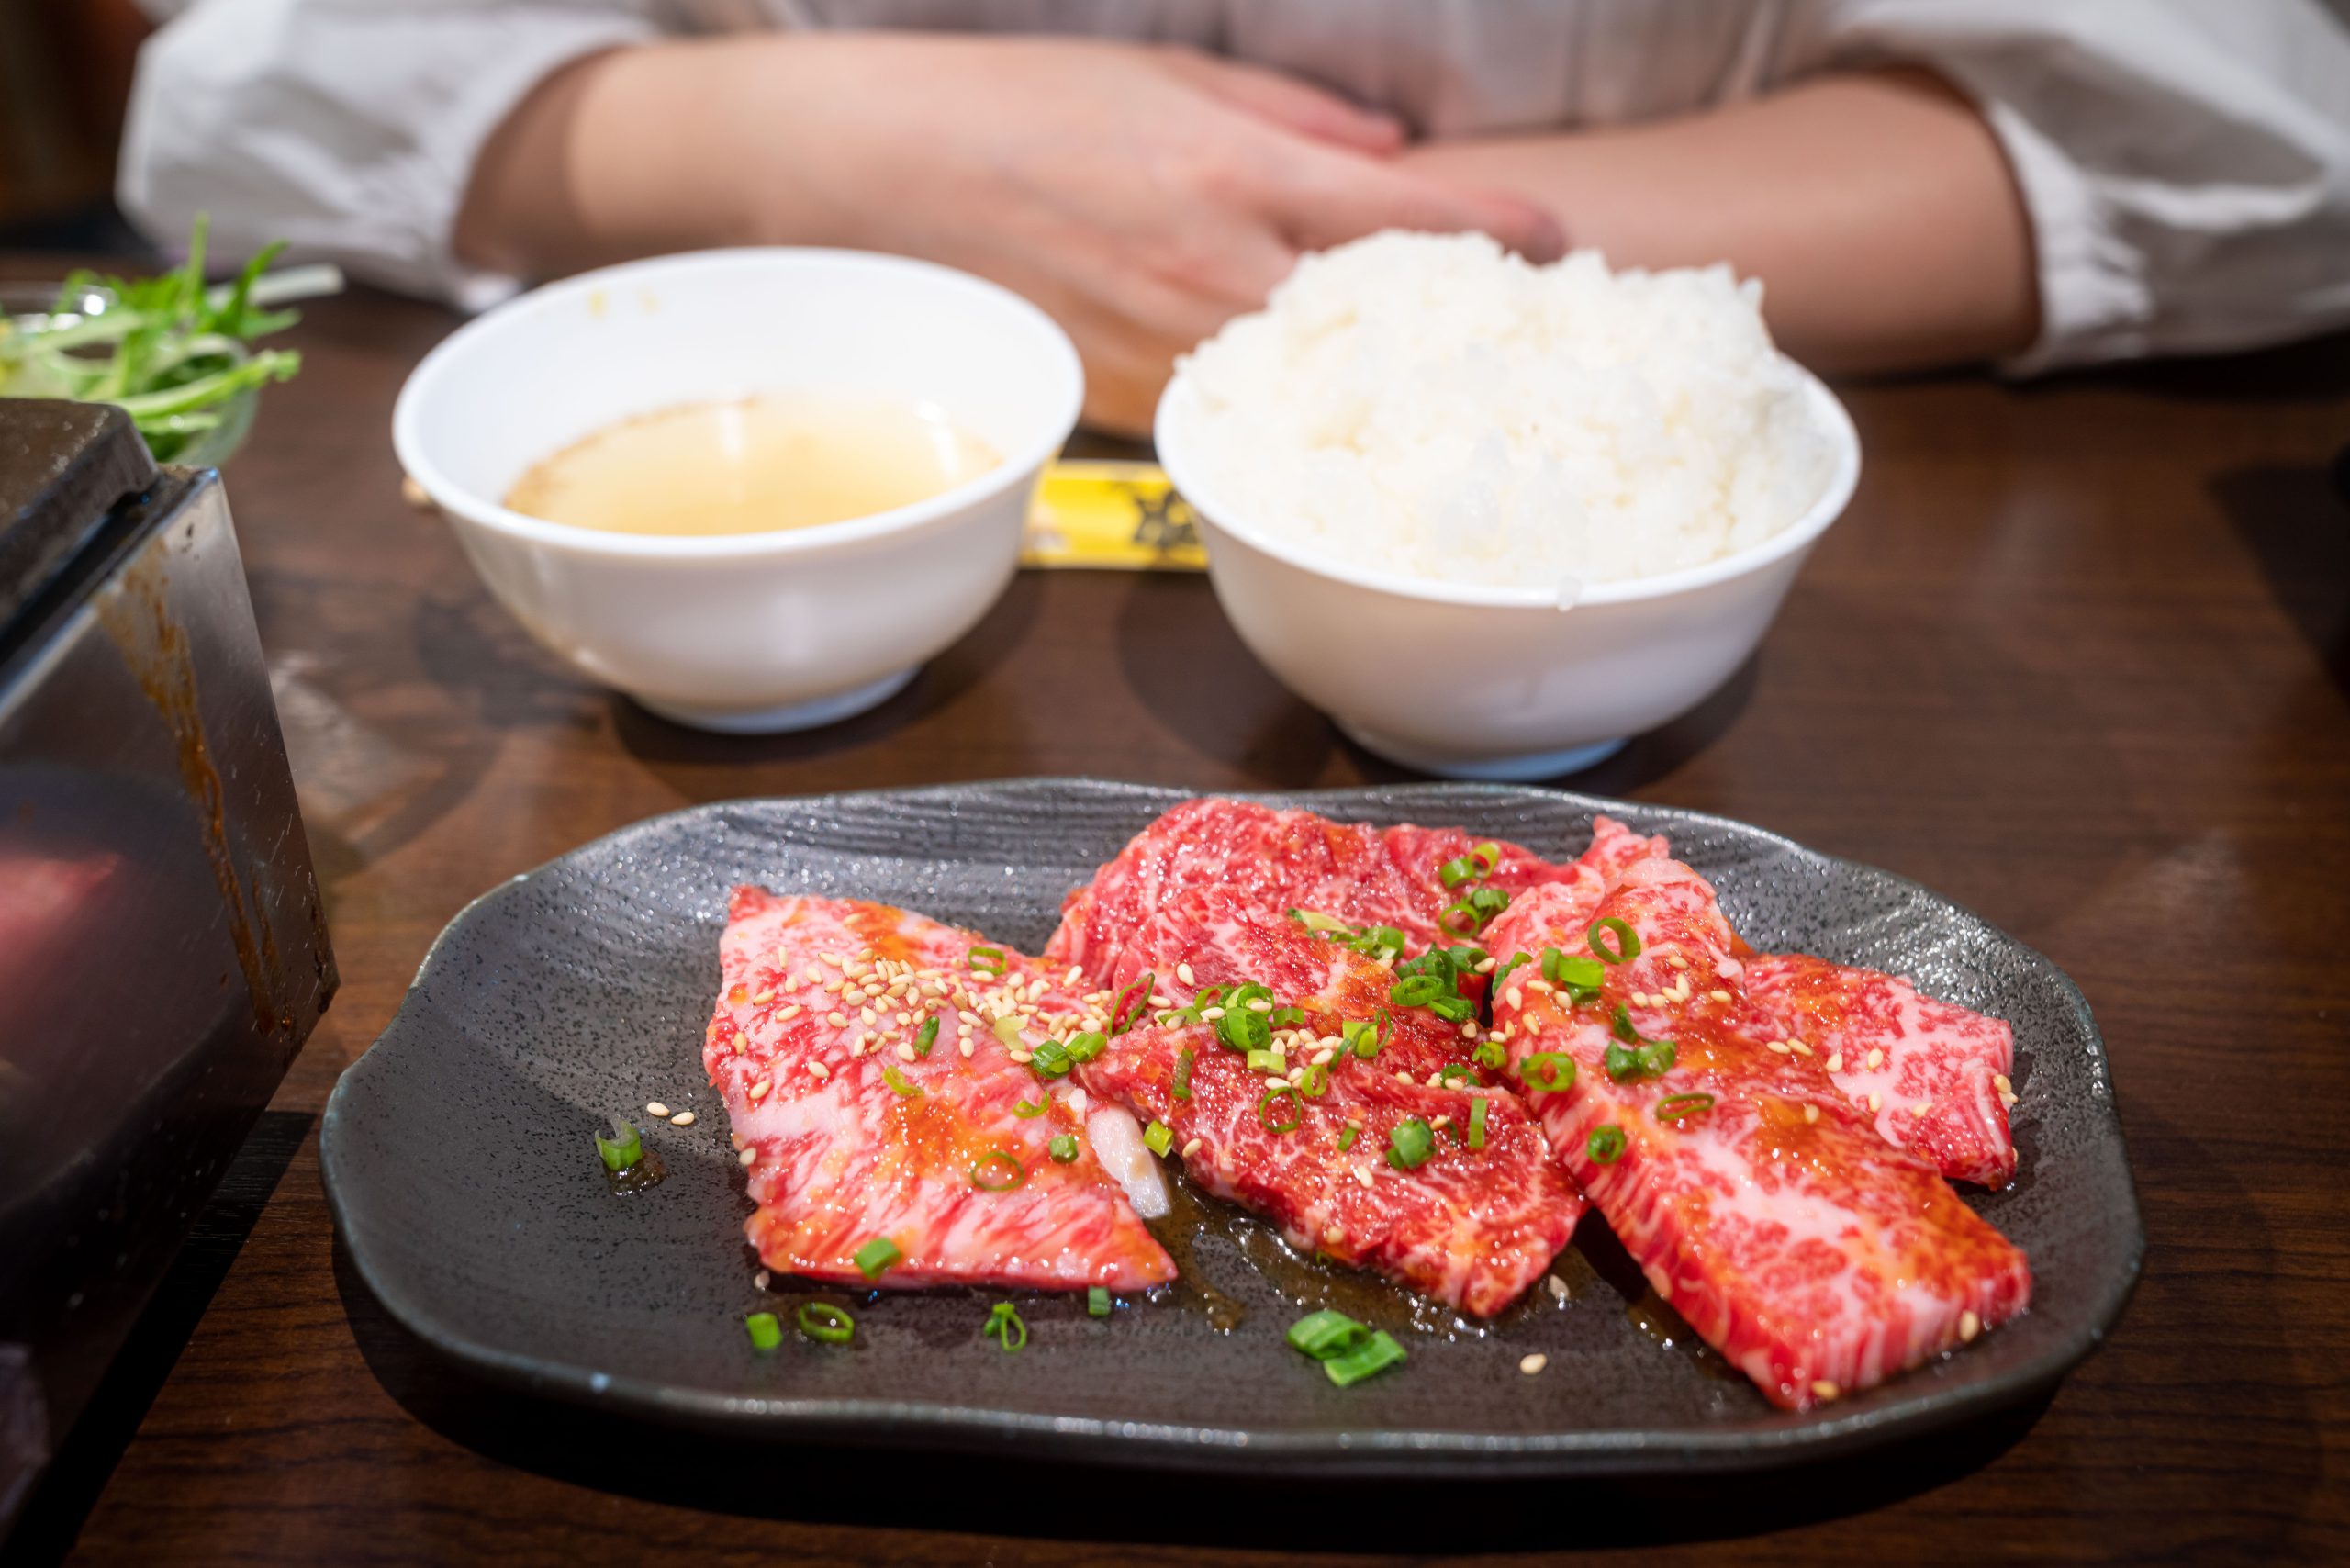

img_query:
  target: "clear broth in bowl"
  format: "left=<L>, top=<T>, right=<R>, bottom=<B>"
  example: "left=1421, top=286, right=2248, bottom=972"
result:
left=504, top=393, right=999, bottom=537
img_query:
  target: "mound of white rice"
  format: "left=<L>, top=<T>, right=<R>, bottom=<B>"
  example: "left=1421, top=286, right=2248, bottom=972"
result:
left=1175, top=232, right=1836, bottom=593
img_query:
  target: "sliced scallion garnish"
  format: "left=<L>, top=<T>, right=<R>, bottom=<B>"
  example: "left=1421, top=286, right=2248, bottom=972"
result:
left=796, top=1301, right=855, bottom=1344
left=1013, top=1097, right=1049, bottom=1118
left=1522, top=1053, right=1576, bottom=1093
left=1587, top=1123, right=1628, bottom=1164
left=983, top=1300, right=1027, bottom=1351
left=1468, top=1095, right=1491, bottom=1149
left=913, top=1016, right=939, bottom=1057
left=970, top=1150, right=1026, bottom=1191
left=1088, top=1286, right=1112, bottom=1318
left=968, top=945, right=1007, bottom=977
left=1323, top=1329, right=1406, bottom=1387
left=1048, top=1133, right=1079, bottom=1163
left=1172, top=1047, right=1195, bottom=1100
left=744, top=1311, right=784, bottom=1350
left=1286, top=1308, right=1371, bottom=1360
left=1656, top=1092, right=1717, bottom=1123
left=594, top=1120, right=642, bottom=1173
left=1587, top=918, right=1642, bottom=965
left=1259, top=1085, right=1304, bottom=1134
left=853, top=1236, right=901, bottom=1280
left=1143, top=1119, right=1173, bottom=1157
left=881, top=1063, right=923, bottom=1097
left=1386, top=1119, right=1434, bottom=1170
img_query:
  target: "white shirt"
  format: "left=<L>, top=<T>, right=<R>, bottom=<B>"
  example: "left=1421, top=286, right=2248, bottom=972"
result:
left=120, top=0, right=2350, bottom=372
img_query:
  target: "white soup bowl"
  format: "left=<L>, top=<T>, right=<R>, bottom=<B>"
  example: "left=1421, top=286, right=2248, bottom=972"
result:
left=394, top=249, right=1082, bottom=732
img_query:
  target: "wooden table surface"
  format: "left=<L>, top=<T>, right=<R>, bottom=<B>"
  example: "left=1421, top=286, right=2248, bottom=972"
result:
left=13, top=279, right=2349, bottom=1566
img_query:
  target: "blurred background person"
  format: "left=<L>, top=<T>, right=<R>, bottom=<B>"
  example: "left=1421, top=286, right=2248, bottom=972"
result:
left=98, top=0, right=2350, bottom=433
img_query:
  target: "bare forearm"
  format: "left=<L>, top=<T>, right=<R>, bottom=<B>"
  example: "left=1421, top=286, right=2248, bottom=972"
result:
left=1402, top=70, right=2039, bottom=373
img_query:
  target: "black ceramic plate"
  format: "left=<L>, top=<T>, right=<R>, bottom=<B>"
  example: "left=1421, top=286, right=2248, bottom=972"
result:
left=321, top=781, right=2141, bottom=1476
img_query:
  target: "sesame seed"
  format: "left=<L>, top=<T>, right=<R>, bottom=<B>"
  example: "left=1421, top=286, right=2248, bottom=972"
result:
left=1394, top=1070, right=1413, bottom=1083
left=1630, top=992, right=1651, bottom=1008
left=1247, top=998, right=1271, bottom=1013
left=1526, top=979, right=1554, bottom=994
left=777, top=1005, right=803, bottom=1022
left=1430, top=1114, right=1451, bottom=1130
left=1709, top=989, right=1732, bottom=1003
left=748, top=1080, right=771, bottom=1101
left=1010, top=1050, right=1034, bottom=1064
left=1312, top=1048, right=1336, bottom=1066
left=859, top=1006, right=878, bottom=1025
left=1201, top=1006, right=1225, bottom=1021
left=754, top=1270, right=770, bottom=1290
left=1668, top=955, right=1689, bottom=970
left=1519, top=1353, right=1548, bottom=1375
left=751, top=989, right=774, bottom=1004
left=847, top=1038, right=866, bottom=1058
left=1151, top=993, right=1172, bottom=1008
left=1791, top=1041, right=1813, bottom=1057
left=1913, top=1101, right=1932, bottom=1117
left=1459, top=1021, right=1477, bottom=1039
left=1811, top=1380, right=1841, bottom=1401
left=1802, top=1103, right=1819, bottom=1124
left=1176, top=962, right=1196, bottom=985
left=1527, top=1016, right=1544, bottom=1036
left=1999, top=1089, right=2019, bottom=1109
left=733, top=1039, right=746, bottom=1055
left=738, top=1147, right=756, bottom=1166
left=1179, top=1137, right=1203, bottom=1159
left=1767, top=1041, right=1793, bottom=1056
left=1476, top=957, right=1496, bottom=974
left=1866, top=1048, right=1885, bottom=1070
left=670, top=1111, right=696, bottom=1126
left=1867, top=1092, right=1883, bottom=1113
left=959, top=1039, right=974, bottom=1058
left=1065, top=966, right=1083, bottom=986
left=820, top=952, right=842, bottom=968
left=1505, top=988, right=1525, bottom=1010
left=1546, top=1274, right=1570, bottom=1302
left=1960, top=1310, right=1981, bottom=1342
left=896, top=1042, right=916, bottom=1062
left=1352, top=1166, right=1375, bottom=1189
left=827, top=1011, right=848, bottom=1028
left=645, top=1101, right=670, bottom=1118
left=1825, top=1051, right=1842, bottom=1072
left=802, top=964, right=822, bottom=983
left=808, top=1062, right=831, bottom=1081
left=1993, top=1072, right=2012, bottom=1094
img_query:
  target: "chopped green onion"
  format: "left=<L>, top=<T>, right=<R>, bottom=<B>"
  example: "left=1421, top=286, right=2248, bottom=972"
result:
left=796, top=1302, right=855, bottom=1344
left=881, top=1063, right=923, bottom=1097
left=1441, top=886, right=1512, bottom=935
left=1587, top=918, right=1642, bottom=965
left=1218, top=1006, right=1271, bottom=1053
left=1270, top=1005, right=1308, bottom=1029
left=993, top=1014, right=1028, bottom=1047
left=968, top=945, right=1007, bottom=977
left=1337, top=1126, right=1359, bottom=1152
left=1342, top=1019, right=1377, bottom=1058
left=594, top=1120, right=642, bottom=1173
left=854, top=1237, right=901, bottom=1280
left=1639, top=1040, right=1678, bottom=1076
left=1430, top=993, right=1476, bottom=1024
left=1611, top=1003, right=1644, bottom=1044
left=1472, top=1038, right=1507, bottom=1070
left=1587, top=1124, right=1628, bottom=1164
left=1289, top=908, right=1352, bottom=934
left=1543, top=949, right=1606, bottom=992
left=1048, top=1134, right=1079, bottom=1162
left=1246, top=1047, right=1286, bottom=1075
left=1286, top=1309, right=1371, bottom=1360
left=1063, top=1030, right=1108, bottom=1064
left=1108, top=971, right=1157, bottom=1036
left=1389, top=974, right=1443, bottom=1009
left=1259, top=1085, right=1304, bottom=1134
left=1468, top=1095, right=1491, bottom=1150
left=1013, top=1097, right=1049, bottom=1118
left=1350, top=924, right=1406, bottom=961
left=913, top=1016, right=940, bottom=1057
left=983, top=1301, right=1027, bottom=1352
left=1297, top=1062, right=1331, bottom=1098
left=1656, top=1092, right=1717, bottom=1124
left=1088, top=1286, right=1112, bottom=1317
left=1435, top=1061, right=1478, bottom=1087
left=1323, top=1329, right=1407, bottom=1387
left=1225, top=981, right=1275, bottom=1011
left=1492, top=951, right=1532, bottom=994
left=1386, top=1118, right=1435, bottom=1170
left=1522, top=1053, right=1577, bottom=1093
left=1438, top=854, right=1481, bottom=890
left=1604, top=1039, right=1676, bottom=1082
left=1605, top=1042, right=1641, bottom=1082
left=1143, top=1119, right=1173, bottom=1157
left=1472, top=842, right=1502, bottom=874
left=970, top=1151, right=1026, bottom=1191
left=1172, top=1047, right=1194, bottom=1100
left=1029, top=1038, right=1074, bottom=1078
left=744, top=1311, right=783, bottom=1350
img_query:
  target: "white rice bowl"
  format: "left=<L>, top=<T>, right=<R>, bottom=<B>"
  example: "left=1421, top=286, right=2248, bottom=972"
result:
left=1176, top=231, right=1836, bottom=593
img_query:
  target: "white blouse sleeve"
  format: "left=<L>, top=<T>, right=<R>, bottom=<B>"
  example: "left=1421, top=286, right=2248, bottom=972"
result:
left=118, top=1, right=660, bottom=308
left=1827, top=0, right=2350, bottom=372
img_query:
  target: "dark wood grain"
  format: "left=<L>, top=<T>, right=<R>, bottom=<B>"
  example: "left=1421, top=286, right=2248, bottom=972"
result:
left=15, top=272, right=2349, bottom=1565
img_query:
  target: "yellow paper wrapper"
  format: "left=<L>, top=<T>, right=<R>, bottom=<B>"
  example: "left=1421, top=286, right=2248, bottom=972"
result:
left=1022, top=460, right=1206, bottom=571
